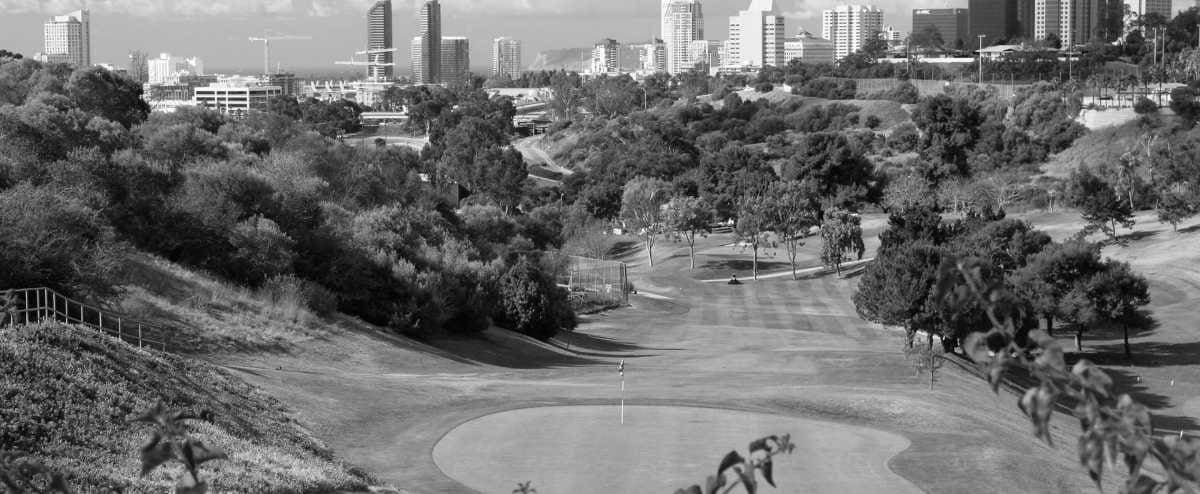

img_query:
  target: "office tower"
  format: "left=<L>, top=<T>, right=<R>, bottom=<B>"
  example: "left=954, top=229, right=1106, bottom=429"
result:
left=440, top=37, right=469, bottom=86
left=367, top=0, right=394, bottom=80
left=969, top=0, right=1023, bottom=47
left=1128, top=0, right=1172, bottom=18
left=689, top=39, right=723, bottom=73
left=661, top=0, right=673, bottom=42
left=880, top=25, right=904, bottom=46
left=591, top=39, right=619, bottom=74
left=912, top=8, right=970, bottom=50
left=492, top=37, right=522, bottom=79
left=728, top=0, right=787, bottom=69
left=1033, top=0, right=1113, bottom=48
left=42, top=9, right=89, bottom=67
left=822, top=5, right=884, bottom=60
left=128, top=50, right=149, bottom=83
left=641, top=39, right=667, bottom=72
left=1017, top=0, right=1036, bottom=39
left=147, top=53, right=204, bottom=85
left=665, top=0, right=704, bottom=74
left=783, top=30, right=835, bottom=63
left=414, top=0, right=441, bottom=84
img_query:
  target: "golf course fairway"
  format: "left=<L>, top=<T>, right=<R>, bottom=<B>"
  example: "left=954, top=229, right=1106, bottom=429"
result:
left=433, top=405, right=922, bottom=494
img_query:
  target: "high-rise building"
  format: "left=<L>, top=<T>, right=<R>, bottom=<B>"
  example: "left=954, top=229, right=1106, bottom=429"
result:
left=665, top=0, right=704, bottom=74
left=41, top=9, right=89, bottom=67
left=822, top=5, right=884, bottom=60
left=1126, top=0, right=1172, bottom=19
left=783, top=30, right=835, bottom=64
left=661, top=0, right=673, bottom=43
left=880, top=25, right=904, bottom=46
left=728, top=0, right=786, bottom=69
left=1032, top=0, right=1114, bottom=48
left=689, top=39, right=723, bottom=74
left=492, top=37, right=522, bottom=79
left=440, top=37, right=470, bottom=86
left=969, top=0, right=1023, bottom=47
left=641, top=39, right=667, bottom=72
left=367, top=0, right=394, bottom=80
left=147, top=53, right=205, bottom=85
left=413, top=0, right=441, bottom=84
left=591, top=38, right=620, bottom=74
left=912, top=8, right=971, bottom=50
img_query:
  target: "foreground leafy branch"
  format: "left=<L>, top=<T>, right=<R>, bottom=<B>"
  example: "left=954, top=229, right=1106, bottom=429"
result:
left=0, top=451, right=75, bottom=493
left=131, top=403, right=228, bottom=494
left=674, top=434, right=795, bottom=494
left=942, top=259, right=1196, bottom=493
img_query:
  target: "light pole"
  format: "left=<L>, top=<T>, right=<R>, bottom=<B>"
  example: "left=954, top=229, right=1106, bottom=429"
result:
left=977, top=35, right=987, bottom=84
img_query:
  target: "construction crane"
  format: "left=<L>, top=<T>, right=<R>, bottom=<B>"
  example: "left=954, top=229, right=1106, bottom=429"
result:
left=335, top=48, right=398, bottom=81
left=248, top=32, right=312, bottom=75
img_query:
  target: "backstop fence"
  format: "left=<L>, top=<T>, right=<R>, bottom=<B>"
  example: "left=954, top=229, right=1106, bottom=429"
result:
left=554, top=255, right=630, bottom=307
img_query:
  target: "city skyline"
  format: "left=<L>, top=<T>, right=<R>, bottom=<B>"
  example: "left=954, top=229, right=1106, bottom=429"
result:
left=4, top=0, right=1199, bottom=75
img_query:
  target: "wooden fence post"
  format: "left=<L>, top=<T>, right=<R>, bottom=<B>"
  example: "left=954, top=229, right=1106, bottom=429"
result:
left=138, top=324, right=143, bottom=348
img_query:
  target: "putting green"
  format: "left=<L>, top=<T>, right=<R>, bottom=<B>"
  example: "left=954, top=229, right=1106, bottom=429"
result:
left=433, top=405, right=922, bottom=494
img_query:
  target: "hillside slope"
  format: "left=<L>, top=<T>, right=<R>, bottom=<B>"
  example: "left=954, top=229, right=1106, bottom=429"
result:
left=0, top=323, right=372, bottom=493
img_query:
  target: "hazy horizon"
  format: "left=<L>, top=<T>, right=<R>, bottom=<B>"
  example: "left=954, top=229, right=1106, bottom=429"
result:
left=1, top=0, right=1196, bottom=78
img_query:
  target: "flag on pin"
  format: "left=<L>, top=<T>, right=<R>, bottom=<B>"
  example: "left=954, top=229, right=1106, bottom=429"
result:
left=618, top=360, right=624, bottom=376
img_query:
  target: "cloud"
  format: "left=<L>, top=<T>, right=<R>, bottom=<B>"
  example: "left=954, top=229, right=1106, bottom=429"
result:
left=0, top=0, right=301, bottom=17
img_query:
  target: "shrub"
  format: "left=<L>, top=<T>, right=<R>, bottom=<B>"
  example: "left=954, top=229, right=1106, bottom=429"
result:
left=496, top=256, right=576, bottom=340
left=866, top=81, right=920, bottom=104
left=225, top=216, right=296, bottom=286
left=865, top=115, right=882, bottom=129
left=0, top=184, right=125, bottom=297
left=888, top=123, right=920, bottom=153
left=795, top=78, right=857, bottom=99
left=1133, top=96, right=1158, bottom=114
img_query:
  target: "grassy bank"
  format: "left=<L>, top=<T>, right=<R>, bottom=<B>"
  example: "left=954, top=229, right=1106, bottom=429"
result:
left=0, top=323, right=373, bottom=493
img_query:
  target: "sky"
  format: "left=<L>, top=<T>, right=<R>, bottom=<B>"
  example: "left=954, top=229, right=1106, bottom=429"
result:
left=0, top=0, right=1195, bottom=76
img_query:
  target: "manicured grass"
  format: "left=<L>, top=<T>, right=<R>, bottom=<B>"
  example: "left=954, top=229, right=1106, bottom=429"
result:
left=0, top=323, right=372, bottom=493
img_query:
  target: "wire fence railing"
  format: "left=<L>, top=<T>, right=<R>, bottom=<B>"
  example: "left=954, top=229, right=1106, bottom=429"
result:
left=554, top=255, right=630, bottom=307
left=0, top=287, right=169, bottom=351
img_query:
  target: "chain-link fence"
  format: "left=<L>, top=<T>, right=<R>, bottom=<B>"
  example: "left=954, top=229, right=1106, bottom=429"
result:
left=852, top=77, right=1025, bottom=100
left=554, top=255, right=629, bottom=307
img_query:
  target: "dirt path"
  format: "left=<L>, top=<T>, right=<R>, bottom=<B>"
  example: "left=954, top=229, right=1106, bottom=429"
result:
left=219, top=233, right=1106, bottom=493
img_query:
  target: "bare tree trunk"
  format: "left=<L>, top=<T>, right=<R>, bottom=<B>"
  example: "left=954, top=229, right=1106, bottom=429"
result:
left=1124, top=323, right=1132, bottom=361
left=688, top=242, right=695, bottom=269
left=752, top=245, right=759, bottom=280
left=928, top=331, right=935, bottom=391
left=645, top=237, right=654, bottom=267
left=1075, top=328, right=1083, bottom=352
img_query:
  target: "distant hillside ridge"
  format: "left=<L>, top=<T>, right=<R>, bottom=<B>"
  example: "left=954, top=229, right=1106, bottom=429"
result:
left=528, top=44, right=645, bottom=72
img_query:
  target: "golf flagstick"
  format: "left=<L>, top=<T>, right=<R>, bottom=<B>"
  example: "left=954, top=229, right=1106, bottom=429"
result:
left=619, top=359, right=625, bottom=424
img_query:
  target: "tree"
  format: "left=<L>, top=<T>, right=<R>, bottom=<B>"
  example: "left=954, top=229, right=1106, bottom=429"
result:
left=1008, top=240, right=1105, bottom=338
left=497, top=256, right=576, bottom=340
left=734, top=195, right=773, bottom=280
left=1084, top=260, right=1151, bottom=359
left=763, top=181, right=819, bottom=280
left=819, top=209, right=865, bottom=276
left=662, top=196, right=713, bottom=269
left=1068, top=168, right=1134, bottom=240
left=620, top=177, right=671, bottom=267
left=66, top=66, right=150, bottom=128
left=854, top=240, right=943, bottom=349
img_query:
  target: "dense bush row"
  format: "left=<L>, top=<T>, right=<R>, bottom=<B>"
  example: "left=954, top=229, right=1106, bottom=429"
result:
left=0, top=56, right=576, bottom=341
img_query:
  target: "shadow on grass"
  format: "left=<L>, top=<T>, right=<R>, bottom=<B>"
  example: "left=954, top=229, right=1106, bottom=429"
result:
left=430, top=330, right=608, bottom=369
left=697, top=258, right=791, bottom=274
left=554, top=331, right=685, bottom=357
left=1177, top=223, right=1200, bottom=234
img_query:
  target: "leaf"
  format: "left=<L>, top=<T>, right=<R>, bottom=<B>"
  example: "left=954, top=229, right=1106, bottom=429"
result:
left=181, top=438, right=227, bottom=479
left=761, top=458, right=776, bottom=488
left=716, top=450, right=744, bottom=477
left=130, top=403, right=169, bottom=426
left=748, top=436, right=776, bottom=456
left=962, top=332, right=990, bottom=362
left=1122, top=475, right=1160, bottom=494
left=704, top=474, right=725, bottom=494
left=1035, top=343, right=1065, bottom=372
left=736, top=467, right=757, bottom=494
left=1078, top=431, right=1104, bottom=488
left=140, top=433, right=174, bottom=477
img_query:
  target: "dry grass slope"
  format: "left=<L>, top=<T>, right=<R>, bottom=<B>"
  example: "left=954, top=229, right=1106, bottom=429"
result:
left=0, top=323, right=373, bottom=493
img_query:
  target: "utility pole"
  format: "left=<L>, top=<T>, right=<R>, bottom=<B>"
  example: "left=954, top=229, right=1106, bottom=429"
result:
left=977, top=34, right=986, bottom=84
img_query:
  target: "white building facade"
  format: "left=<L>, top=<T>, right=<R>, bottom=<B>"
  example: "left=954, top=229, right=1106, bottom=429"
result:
left=822, top=4, right=884, bottom=60
left=784, top=31, right=835, bottom=64
left=193, top=84, right=282, bottom=117
left=727, top=0, right=786, bottom=69
left=591, top=38, right=620, bottom=74
left=664, top=0, right=704, bottom=74
left=147, top=53, right=204, bottom=85
left=41, top=9, right=90, bottom=67
left=641, top=39, right=667, bottom=73
left=492, top=37, right=522, bottom=79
